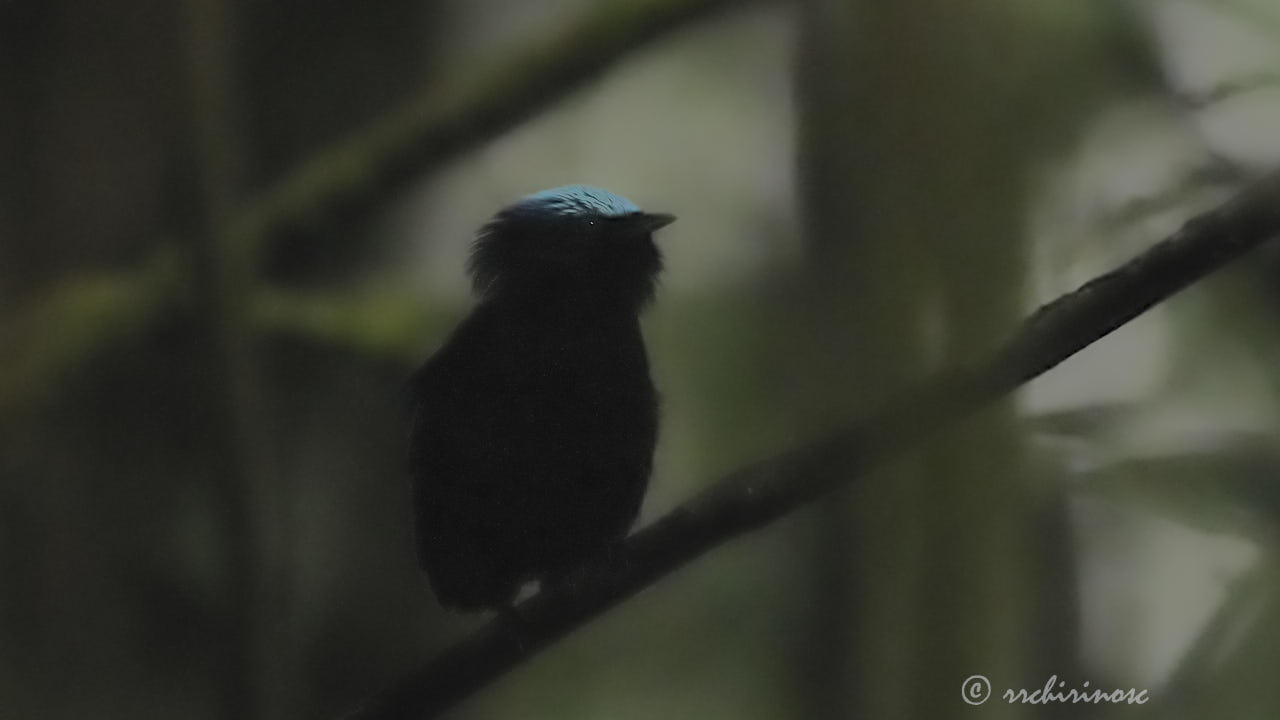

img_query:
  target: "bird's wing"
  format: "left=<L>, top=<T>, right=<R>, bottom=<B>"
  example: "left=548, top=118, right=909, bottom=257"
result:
left=403, top=361, right=433, bottom=455
left=404, top=348, right=457, bottom=472
left=404, top=307, right=500, bottom=475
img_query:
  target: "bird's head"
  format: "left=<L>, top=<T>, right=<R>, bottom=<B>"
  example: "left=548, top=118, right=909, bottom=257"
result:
left=468, top=185, right=675, bottom=310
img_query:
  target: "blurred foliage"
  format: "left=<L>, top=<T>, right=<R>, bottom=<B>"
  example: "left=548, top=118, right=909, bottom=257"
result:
left=4, top=0, right=1280, bottom=718
left=250, top=285, right=456, bottom=364
left=0, top=250, right=185, bottom=414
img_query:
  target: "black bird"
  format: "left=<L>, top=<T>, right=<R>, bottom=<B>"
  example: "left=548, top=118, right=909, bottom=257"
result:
left=408, top=185, right=675, bottom=611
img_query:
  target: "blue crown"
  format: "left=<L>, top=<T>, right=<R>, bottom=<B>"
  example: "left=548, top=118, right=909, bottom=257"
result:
left=510, top=185, right=641, bottom=219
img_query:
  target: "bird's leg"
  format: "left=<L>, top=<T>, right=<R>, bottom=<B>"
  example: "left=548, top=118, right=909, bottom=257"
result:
left=497, top=599, right=534, bottom=655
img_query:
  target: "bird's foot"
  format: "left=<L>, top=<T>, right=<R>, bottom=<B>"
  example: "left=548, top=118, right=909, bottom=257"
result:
left=497, top=602, right=535, bottom=654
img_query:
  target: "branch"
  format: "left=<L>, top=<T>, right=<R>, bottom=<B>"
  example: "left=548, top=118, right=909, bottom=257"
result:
left=228, top=0, right=760, bottom=268
left=248, top=285, right=456, bottom=362
left=346, top=173, right=1280, bottom=719
left=0, top=265, right=439, bottom=417
left=1098, top=160, right=1244, bottom=232
left=1172, top=71, right=1280, bottom=110
left=0, top=251, right=184, bottom=414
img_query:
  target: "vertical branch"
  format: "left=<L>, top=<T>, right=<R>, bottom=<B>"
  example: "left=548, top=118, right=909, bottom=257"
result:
left=179, top=1, right=276, bottom=718
left=792, top=2, right=923, bottom=716
left=792, top=0, right=1098, bottom=716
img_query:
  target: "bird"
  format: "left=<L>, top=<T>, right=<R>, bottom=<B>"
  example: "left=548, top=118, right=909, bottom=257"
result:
left=407, top=185, right=675, bottom=612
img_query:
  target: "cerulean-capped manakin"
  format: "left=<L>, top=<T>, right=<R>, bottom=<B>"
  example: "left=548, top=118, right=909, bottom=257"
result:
left=407, top=185, right=675, bottom=611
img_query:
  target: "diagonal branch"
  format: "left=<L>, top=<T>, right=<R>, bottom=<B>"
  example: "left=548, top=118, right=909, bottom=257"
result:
left=228, top=0, right=762, bottom=268
left=346, top=172, right=1280, bottom=719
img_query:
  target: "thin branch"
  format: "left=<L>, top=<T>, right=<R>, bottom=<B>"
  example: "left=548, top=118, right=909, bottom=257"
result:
left=0, top=251, right=182, bottom=414
left=248, top=285, right=456, bottom=362
left=346, top=173, right=1280, bottom=719
left=1172, top=71, right=1280, bottom=110
left=227, top=0, right=761, bottom=269
left=1138, top=561, right=1276, bottom=718
left=181, top=0, right=279, bottom=716
left=1098, top=160, right=1244, bottom=232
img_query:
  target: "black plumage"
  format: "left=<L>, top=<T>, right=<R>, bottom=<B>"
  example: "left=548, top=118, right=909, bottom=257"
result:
left=408, top=185, right=675, bottom=611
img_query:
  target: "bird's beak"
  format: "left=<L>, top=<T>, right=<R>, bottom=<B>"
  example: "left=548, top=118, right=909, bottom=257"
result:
left=636, top=212, right=676, bottom=233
